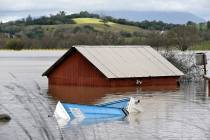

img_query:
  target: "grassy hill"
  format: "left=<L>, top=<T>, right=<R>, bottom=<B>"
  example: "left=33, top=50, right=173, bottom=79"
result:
left=73, top=18, right=114, bottom=25
left=30, top=18, right=148, bottom=34
left=0, top=17, right=150, bottom=49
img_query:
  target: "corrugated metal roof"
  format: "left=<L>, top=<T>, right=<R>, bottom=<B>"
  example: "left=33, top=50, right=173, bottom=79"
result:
left=75, top=45, right=184, bottom=78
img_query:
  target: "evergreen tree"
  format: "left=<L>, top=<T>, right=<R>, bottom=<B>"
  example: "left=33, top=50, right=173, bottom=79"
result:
left=207, top=21, right=210, bottom=30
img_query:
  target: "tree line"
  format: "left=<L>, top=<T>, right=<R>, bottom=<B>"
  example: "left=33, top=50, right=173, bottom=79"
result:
left=0, top=24, right=209, bottom=51
left=0, top=11, right=210, bottom=51
left=4, top=11, right=180, bottom=30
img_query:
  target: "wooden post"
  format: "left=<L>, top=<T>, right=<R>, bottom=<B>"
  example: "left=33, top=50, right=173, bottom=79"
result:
left=195, top=53, right=207, bottom=76
left=203, top=54, right=207, bottom=75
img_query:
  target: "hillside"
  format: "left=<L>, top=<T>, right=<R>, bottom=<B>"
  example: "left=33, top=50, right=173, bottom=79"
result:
left=72, top=18, right=147, bottom=33
left=0, top=12, right=209, bottom=50
left=0, top=17, right=151, bottom=49
left=22, top=18, right=148, bottom=34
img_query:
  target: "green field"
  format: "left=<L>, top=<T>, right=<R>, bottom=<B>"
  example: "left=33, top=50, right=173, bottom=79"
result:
left=73, top=18, right=115, bottom=25
left=192, top=41, right=210, bottom=50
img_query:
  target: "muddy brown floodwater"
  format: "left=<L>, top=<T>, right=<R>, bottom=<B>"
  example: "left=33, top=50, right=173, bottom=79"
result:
left=0, top=50, right=210, bottom=140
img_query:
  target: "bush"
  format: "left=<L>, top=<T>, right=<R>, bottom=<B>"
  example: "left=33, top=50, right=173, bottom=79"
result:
left=120, top=31, right=132, bottom=37
left=162, top=50, right=203, bottom=82
left=5, top=39, right=24, bottom=50
left=26, top=26, right=44, bottom=39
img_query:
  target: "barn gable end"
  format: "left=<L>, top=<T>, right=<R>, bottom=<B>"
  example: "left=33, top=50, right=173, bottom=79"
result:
left=48, top=49, right=109, bottom=87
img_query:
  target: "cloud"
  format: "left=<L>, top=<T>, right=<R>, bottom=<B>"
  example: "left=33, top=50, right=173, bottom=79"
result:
left=0, top=0, right=209, bottom=20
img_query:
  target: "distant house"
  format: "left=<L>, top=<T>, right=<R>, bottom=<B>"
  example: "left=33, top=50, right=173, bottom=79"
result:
left=42, top=46, right=184, bottom=87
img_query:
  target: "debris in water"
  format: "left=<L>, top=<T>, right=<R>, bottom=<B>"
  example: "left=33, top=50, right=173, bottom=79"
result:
left=0, top=114, right=11, bottom=122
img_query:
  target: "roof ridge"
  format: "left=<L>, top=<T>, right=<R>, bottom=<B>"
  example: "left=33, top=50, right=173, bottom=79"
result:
left=74, top=45, right=150, bottom=48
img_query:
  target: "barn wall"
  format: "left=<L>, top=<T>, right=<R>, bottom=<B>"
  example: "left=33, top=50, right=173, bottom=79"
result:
left=48, top=50, right=180, bottom=87
left=109, top=76, right=179, bottom=87
left=48, top=50, right=109, bottom=87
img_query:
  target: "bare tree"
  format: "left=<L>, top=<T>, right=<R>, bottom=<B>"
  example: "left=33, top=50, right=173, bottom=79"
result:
left=168, top=25, right=200, bottom=51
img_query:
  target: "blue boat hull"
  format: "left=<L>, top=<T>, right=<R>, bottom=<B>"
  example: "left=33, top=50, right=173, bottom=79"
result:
left=62, top=103, right=127, bottom=119
left=96, top=98, right=130, bottom=109
left=54, top=98, right=131, bottom=126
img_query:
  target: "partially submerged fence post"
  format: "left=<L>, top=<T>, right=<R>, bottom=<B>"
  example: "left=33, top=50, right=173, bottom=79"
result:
left=196, top=53, right=209, bottom=96
left=206, top=77, right=210, bottom=97
left=195, top=53, right=207, bottom=75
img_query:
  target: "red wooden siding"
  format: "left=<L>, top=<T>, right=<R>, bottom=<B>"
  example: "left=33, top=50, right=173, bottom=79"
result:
left=48, top=50, right=179, bottom=87
left=48, top=50, right=109, bottom=87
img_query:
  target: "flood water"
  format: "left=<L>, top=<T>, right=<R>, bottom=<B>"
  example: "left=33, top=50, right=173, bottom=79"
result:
left=0, top=50, right=210, bottom=140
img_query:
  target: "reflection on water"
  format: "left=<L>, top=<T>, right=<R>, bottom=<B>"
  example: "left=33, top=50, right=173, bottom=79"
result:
left=49, top=85, right=178, bottom=105
left=49, top=86, right=137, bottom=104
left=0, top=50, right=210, bottom=140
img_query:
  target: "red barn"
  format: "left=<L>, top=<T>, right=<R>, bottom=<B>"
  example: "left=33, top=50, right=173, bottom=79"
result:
left=42, top=46, right=184, bottom=87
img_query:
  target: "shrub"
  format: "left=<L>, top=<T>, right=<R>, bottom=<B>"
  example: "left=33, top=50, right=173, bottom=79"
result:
left=5, top=39, right=24, bottom=50
left=120, top=31, right=132, bottom=37
left=162, top=50, right=203, bottom=82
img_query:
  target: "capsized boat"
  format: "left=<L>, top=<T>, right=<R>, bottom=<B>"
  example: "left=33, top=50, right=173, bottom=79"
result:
left=64, top=115, right=124, bottom=127
left=54, top=97, right=142, bottom=124
left=95, top=98, right=130, bottom=108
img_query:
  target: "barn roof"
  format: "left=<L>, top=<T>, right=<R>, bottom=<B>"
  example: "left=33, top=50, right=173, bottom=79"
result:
left=42, top=45, right=184, bottom=78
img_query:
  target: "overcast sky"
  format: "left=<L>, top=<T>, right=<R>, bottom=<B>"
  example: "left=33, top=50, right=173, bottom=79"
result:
left=0, top=0, right=210, bottom=21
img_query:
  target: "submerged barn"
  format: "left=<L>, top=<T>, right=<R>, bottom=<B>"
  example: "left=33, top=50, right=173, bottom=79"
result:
left=43, top=46, right=184, bottom=87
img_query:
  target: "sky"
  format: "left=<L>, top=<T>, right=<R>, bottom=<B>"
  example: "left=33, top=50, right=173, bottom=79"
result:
left=0, top=0, right=210, bottom=22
